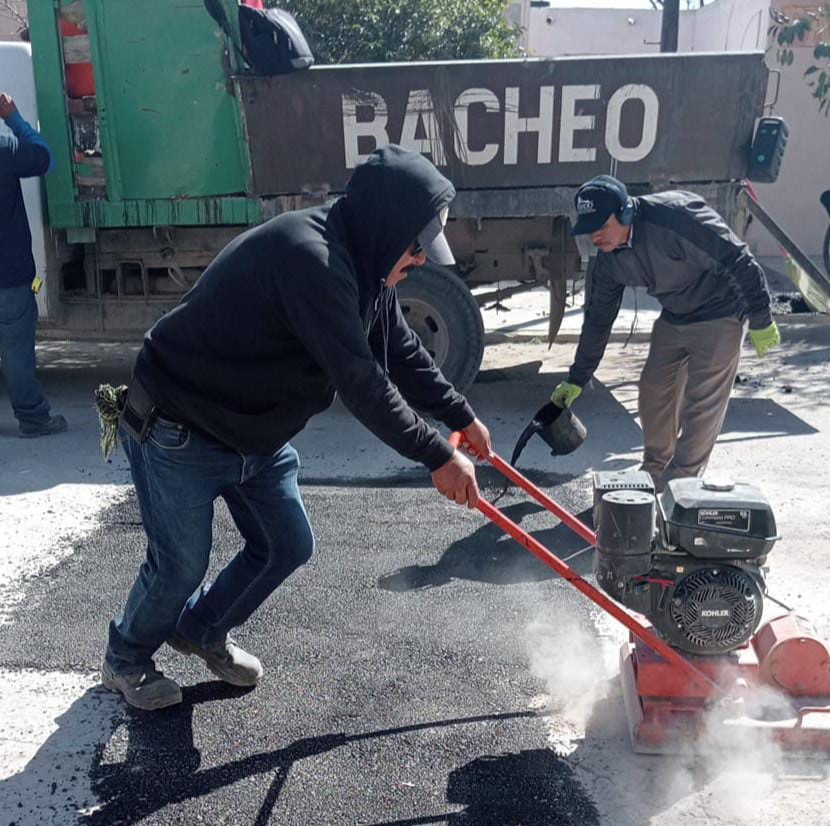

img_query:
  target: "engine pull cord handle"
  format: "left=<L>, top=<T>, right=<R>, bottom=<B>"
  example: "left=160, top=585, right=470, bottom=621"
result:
left=449, top=431, right=721, bottom=697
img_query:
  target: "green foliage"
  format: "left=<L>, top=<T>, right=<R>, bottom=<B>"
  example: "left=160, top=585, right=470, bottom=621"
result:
left=269, top=0, right=520, bottom=64
left=769, top=5, right=830, bottom=116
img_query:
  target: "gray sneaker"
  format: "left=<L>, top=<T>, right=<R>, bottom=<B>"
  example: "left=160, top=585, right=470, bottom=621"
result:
left=168, top=631, right=263, bottom=687
left=19, top=414, right=68, bottom=439
left=101, top=660, right=182, bottom=710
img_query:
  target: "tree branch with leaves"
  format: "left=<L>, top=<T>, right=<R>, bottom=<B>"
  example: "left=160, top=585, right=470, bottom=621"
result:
left=0, top=0, right=27, bottom=28
left=769, top=5, right=830, bottom=116
left=269, top=0, right=520, bottom=64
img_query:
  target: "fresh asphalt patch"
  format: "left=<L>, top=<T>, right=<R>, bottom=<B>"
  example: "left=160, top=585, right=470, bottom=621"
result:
left=0, top=478, right=602, bottom=825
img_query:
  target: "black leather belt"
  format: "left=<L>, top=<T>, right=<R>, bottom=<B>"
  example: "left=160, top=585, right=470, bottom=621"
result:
left=120, top=376, right=158, bottom=443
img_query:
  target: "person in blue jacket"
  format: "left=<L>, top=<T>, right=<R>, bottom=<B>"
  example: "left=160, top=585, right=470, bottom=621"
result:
left=0, top=92, right=66, bottom=438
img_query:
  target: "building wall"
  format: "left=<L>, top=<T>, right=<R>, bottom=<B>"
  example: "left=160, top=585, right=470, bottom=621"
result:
left=525, top=0, right=827, bottom=259
left=750, top=1, right=829, bottom=260
left=527, top=2, right=768, bottom=61
left=686, top=0, right=768, bottom=52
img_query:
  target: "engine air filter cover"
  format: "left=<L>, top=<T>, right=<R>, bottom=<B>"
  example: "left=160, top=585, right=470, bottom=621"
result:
left=592, top=470, right=655, bottom=530
left=659, top=477, right=777, bottom=559
left=654, top=565, right=764, bottom=654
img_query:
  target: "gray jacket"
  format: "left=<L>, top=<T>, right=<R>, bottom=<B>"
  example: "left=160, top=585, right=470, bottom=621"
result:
left=568, top=190, right=773, bottom=387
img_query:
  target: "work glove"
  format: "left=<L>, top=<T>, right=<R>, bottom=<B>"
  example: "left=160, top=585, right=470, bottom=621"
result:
left=748, top=321, right=781, bottom=358
left=550, top=381, right=582, bottom=409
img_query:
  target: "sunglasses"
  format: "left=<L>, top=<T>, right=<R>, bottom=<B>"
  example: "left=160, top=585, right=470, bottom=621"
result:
left=409, top=239, right=423, bottom=256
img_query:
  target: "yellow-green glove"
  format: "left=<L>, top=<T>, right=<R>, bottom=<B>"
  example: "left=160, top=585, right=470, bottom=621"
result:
left=748, top=321, right=780, bottom=358
left=550, top=381, right=582, bottom=409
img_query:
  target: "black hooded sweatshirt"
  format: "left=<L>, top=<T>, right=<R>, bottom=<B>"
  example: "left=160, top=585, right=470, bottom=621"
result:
left=132, top=145, right=475, bottom=471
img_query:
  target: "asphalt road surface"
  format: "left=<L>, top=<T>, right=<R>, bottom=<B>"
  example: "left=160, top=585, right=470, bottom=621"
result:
left=0, top=470, right=603, bottom=825
left=2, top=319, right=829, bottom=826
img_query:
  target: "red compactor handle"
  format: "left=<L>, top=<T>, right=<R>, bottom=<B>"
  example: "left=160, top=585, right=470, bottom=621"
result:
left=448, top=430, right=719, bottom=694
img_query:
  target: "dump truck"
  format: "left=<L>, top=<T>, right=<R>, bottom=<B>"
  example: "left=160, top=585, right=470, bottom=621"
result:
left=7, top=0, right=770, bottom=389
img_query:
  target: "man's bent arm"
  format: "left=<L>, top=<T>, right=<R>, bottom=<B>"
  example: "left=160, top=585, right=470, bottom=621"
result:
left=283, top=262, right=457, bottom=471
left=368, top=289, right=475, bottom=432
left=4, top=111, right=53, bottom=177
left=568, top=256, right=625, bottom=387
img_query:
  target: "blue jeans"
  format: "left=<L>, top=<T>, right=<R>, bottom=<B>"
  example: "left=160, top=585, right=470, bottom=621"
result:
left=0, top=284, right=50, bottom=423
left=106, top=416, right=315, bottom=673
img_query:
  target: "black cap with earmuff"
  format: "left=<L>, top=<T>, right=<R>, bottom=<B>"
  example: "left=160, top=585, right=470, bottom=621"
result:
left=572, top=175, right=635, bottom=235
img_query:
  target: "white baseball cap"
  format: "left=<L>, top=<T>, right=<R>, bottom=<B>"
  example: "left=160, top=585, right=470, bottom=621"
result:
left=416, top=206, right=454, bottom=265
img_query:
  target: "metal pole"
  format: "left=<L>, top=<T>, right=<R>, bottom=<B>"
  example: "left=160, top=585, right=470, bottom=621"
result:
left=660, top=0, right=680, bottom=52
left=519, top=0, right=532, bottom=53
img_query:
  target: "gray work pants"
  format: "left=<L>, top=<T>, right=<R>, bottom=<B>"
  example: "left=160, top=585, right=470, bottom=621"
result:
left=638, top=315, right=745, bottom=487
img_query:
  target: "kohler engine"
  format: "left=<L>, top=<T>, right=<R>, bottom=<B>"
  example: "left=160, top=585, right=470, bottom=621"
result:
left=593, top=472, right=778, bottom=655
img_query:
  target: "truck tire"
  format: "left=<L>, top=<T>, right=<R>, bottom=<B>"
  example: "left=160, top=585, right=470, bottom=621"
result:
left=397, top=263, right=484, bottom=392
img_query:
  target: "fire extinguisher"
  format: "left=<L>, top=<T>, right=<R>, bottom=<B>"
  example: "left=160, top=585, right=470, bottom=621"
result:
left=59, top=3, right=95, bottom=99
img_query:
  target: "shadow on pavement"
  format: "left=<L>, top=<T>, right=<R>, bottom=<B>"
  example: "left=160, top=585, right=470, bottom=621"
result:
left=443, top=749, right=600, bottom=826
left=378, top=502, right=595, bottom=592
left=721, top=397, right=819, bottom=442
left=1, top=682, right=556, bottom=826
left=0, top=342, right=135, bottom=495
left=85, top=706, right=548, bottom=826
left=475, top=360, right=546, bottom=384
left=84, top=681, right=254, bottom=825
left=365, top=749, right=601, bottom=826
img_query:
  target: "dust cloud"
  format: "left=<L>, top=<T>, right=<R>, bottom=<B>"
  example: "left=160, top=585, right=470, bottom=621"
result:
left=524, top=601, right=820, bottom=826
left=524, top=604, right=614, bottom=723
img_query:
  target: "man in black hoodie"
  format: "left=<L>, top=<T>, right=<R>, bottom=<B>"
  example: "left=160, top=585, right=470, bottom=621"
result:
left=102, top=145, right=490, bottom=710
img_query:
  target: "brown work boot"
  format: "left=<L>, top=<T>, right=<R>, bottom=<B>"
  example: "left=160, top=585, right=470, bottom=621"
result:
left=168, top=631, right=263, bottom=687
left=101, top=660, right=182, bottom=710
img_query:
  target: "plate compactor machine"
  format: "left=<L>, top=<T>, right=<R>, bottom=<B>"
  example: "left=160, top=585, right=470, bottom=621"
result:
left=593, top=470, right=830, bottom=753
left=449, top=432, right=830, bottom=754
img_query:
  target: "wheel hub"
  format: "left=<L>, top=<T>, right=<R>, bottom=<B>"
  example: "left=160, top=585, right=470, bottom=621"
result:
left=399, top=297, right=451, bottom=367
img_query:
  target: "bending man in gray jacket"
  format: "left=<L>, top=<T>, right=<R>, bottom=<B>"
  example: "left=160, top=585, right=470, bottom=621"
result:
left=551, top=175, right=780, bottom=489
